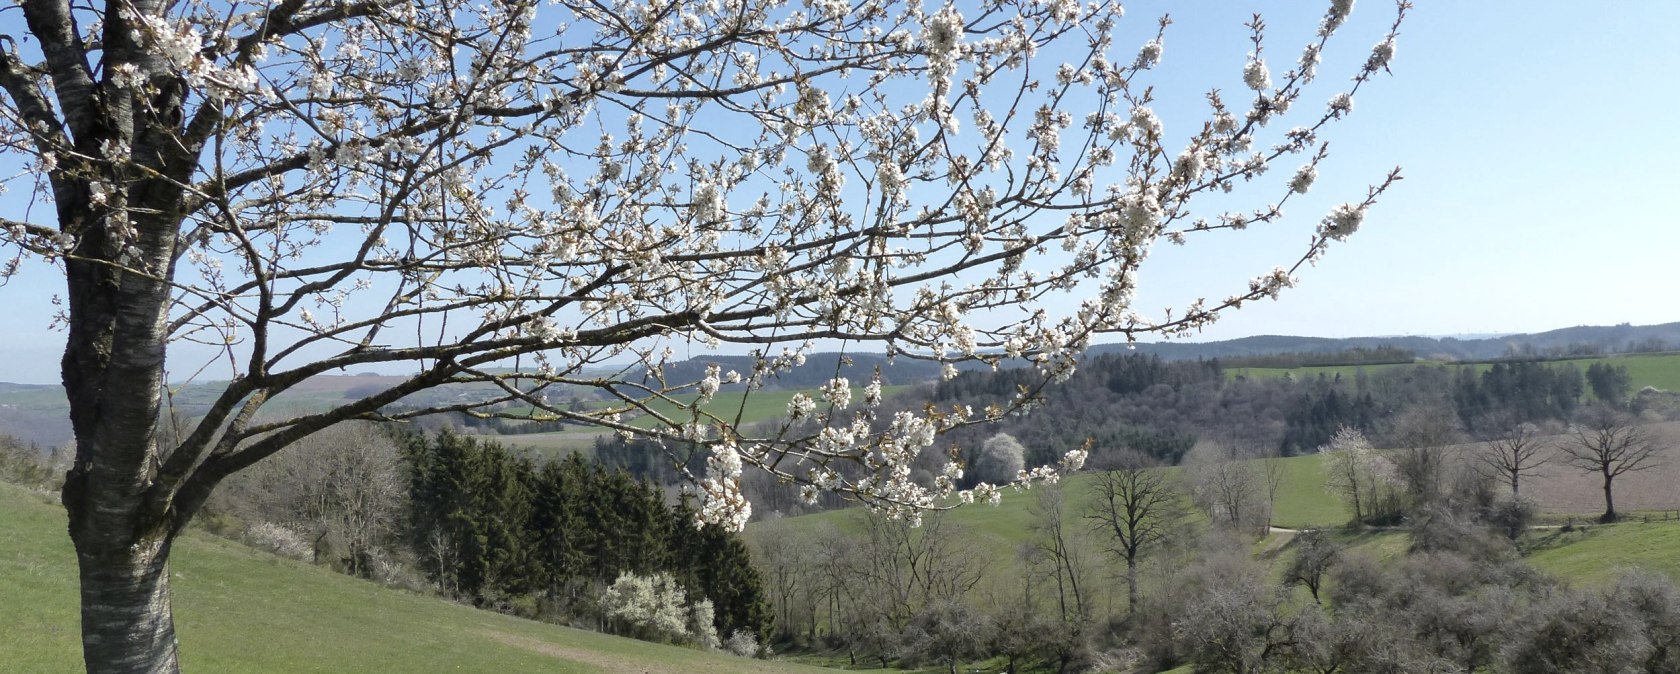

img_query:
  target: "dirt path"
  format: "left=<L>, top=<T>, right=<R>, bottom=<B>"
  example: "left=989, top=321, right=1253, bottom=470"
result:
left=478, top=629, right=627, bottom=674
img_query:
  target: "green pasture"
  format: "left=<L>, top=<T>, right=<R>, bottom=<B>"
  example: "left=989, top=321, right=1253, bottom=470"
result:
left=1229, top=351, right=1680, bottom=394
left=1525, top=519, right=1680, bottom=585
left=0, top=482, right=859, bottom=674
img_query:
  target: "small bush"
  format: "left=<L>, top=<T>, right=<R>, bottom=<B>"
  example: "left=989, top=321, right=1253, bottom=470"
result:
left=724, top=630, right=760, bottom=658
left=602, top=571, right=721, bottom=648
left=246, top=522, right=312, bottom=561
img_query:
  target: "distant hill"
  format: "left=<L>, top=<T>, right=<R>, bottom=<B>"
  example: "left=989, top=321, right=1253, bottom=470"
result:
left=6, top=321, right=1680, bottom=446
left=647, top=322, right=1680, bottom=389
left=1086, top=322, right=1680, bottom=363
left=0, top=382, right=72, bottom=450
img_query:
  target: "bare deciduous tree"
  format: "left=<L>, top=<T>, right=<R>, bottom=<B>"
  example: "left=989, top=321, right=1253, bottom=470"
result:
left=901, top=599, right=992, bottom=674
left=0, top=0, right=1407, bottom=668
left=1186, top=440, right=1270, bottom=533
left=1389, top=402, right=1462, bottom=507
left=1474, top=414, right=1550, bottom=497
left=1026, top=481, right=1091, bottom=624
left=217, top=421, right=405, bottom=576
left=1262, top=452, right=1288, bottom=531
left=1561, top=404, right=1665, bottom=523
left=749, top=528, right=815, bottom=642
left=1084, top=449, right=1181, bottom=616
left=1285, top=530, right=1342, bottom=605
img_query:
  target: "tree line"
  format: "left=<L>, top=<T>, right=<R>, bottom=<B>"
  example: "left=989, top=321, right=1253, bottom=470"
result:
left=918, top=353, right=1645, bottom=472
left=208, top=425, right=770, bottom=650
left=1221, top=345, right=1417, bottom=369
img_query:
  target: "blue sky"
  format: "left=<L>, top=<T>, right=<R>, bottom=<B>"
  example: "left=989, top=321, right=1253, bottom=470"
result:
left=1, top=1, right=1677, bottom=384
left=1128, top=1, right=1680, bottom=341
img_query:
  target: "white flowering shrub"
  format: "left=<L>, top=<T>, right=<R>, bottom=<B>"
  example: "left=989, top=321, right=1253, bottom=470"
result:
left=602, top=572, right=697, bottom=645
left=688, top=598, right=720, bottom=650
left=724, top=630, right=762, bottom=658
left=246, top=522, right=312, bottom=562
left=973, top=433, right=1028, bottom=486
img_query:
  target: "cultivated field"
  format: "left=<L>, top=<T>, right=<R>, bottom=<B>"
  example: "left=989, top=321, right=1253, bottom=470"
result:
left=1481, top=420, right=1680, bottom=516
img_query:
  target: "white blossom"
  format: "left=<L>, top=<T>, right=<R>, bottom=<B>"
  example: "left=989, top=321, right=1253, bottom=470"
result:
left=787, top=392, right=816, bottom=419
left=820, top=377, right=851, bottom=408
left=698, top=439, right=750, bottom=531
left=922, top=7, right=965, bottom=61
left=1135, top=40, right=1164, bottom=69
left=1173, top=147, right=1205, bottom=183
left=1323, top=0, right=1357, bottom=35
left=1289, top=164, right=1318, bottom=194
left=1369, top=38, right=1397, bottom=71
left=1243, top=57, right=1272, bottom=91
left=863, top=379, right=884, bottom=407
left=691, top=181, right=725, bottom=223
left=1128, top=105, right=1162, bottom=138
left=1329, top=93, right=1355, bottom=117
left=698, top=364, right=721, bottom=403
left=1319, top=203, right=1367, bottom=241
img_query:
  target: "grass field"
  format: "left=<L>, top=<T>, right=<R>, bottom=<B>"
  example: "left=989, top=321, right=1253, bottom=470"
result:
left=1228, top=351, right=1680, bottom=393
left=1525, top=519, right=1680, bottom=585
left=745, top=453, right=1353, bottom=617
left=0, top=482, right=868, bottom=674
left=748, top=427, right=1680, bottom=616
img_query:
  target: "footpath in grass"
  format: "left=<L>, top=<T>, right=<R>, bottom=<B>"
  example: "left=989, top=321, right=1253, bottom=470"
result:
left=0, top=482, right=853, bottom=674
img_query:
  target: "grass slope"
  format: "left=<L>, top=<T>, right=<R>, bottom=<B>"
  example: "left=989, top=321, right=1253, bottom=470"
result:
left=0, top=482, right=861, bottom=674
left=1525, top=519, right=1680, bottom=585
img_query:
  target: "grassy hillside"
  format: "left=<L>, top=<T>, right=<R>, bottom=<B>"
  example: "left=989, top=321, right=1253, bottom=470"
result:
left=1525, top=519, right=1680, bottom=585
left=0, top=482, right=864, bottom=674
left=1229, top=351, right=1680, bottom=393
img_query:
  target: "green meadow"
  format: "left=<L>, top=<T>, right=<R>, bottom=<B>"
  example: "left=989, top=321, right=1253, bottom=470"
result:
left=0, top=482, right=865, bottom=674
left=1228, top=351, right=1680, bottom=393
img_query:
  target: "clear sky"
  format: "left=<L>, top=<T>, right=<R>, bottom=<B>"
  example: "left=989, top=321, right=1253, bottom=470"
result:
left=1128, top=1, right=1680, bottom=342
left=1, top=1, right=1677, bottom=384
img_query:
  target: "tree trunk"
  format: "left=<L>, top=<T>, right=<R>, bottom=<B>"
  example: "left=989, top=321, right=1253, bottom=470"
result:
left=1348, top=475, right=1363, bottom=525
left=1602, top=473, right=1618, bottom=523
left=1125, top=557, right=1139, bottom=618
left=59, top=189, right=185, bottom=673
left=72, top=533, right=181, bottom=673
